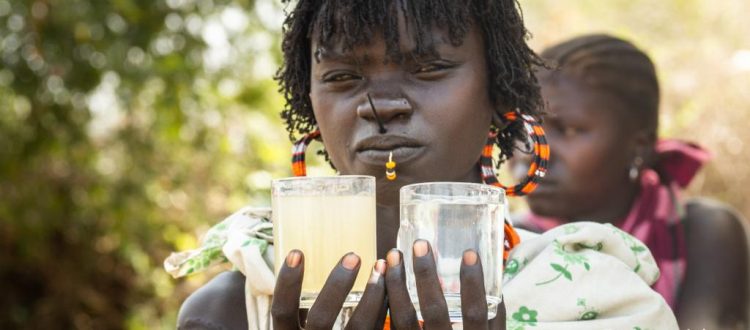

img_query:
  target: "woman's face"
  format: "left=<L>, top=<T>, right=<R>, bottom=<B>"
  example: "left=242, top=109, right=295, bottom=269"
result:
left=309, top=24, right=494, bottom=202
left=526, top=75, right=638, bottom=220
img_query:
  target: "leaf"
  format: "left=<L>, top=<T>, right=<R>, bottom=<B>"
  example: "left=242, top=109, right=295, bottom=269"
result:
left=631, top=245, right=647, bottom=253
left=551, top=263, right=572, bottom=280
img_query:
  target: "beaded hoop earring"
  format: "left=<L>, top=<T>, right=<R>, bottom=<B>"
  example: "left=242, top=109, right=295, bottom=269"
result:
left=480, top=111, right=547, bottom=260
left=480, top=111, right=550, bottom=197
left=291, top=130, right=321, bottom=177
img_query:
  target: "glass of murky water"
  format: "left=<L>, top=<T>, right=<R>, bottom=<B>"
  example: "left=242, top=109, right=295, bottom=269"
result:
left=272, top=175, right=377, bottom=309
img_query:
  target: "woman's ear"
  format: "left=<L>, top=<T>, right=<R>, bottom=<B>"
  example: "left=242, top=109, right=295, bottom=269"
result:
left=632, top=129, right=657, bottom=167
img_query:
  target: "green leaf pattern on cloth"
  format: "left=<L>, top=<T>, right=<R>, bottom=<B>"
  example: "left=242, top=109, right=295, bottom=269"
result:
left=608, top=223, right=656, bottom=277
left=165, top=213, right=679, bottom=329
left=563, top=224, right=581, bottom=234
left=576, top=298, right=599, bottom=321
left=163, top=207, right=272, bottom=278
left=535, top=240, right=591, bottom=285
left=164, top=206, right=276, bottom=330
left=501, top=222, right=677, bottom=329
left=504, top=257, right=528, bottom=280
left=512, top=306, right=538, bottom=324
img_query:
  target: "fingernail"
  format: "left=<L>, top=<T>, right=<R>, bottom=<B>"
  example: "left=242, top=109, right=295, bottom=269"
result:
left=341, top=252, right=360, bottom=270
left=386, top=249, right=401, bottom=267
left=369, top=259, right=386, bottom=283
left=463, top=249, right=478, bottom=266
left=413, top=240, right=429, bottom=257
left=286, top=250, right=301, bottom=268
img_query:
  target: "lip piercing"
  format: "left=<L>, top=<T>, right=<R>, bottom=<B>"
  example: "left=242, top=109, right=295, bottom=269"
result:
left=386, top=151, right=397, bottom=181
left=367, top=93, right=388, bottom=134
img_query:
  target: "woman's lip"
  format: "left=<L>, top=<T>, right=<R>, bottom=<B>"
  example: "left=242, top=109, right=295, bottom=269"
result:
left=354, top=135, right=422, bottom=151
left=356, top=146, right=424, bottom=165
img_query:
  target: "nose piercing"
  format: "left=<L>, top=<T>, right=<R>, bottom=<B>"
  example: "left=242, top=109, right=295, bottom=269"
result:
left=386, top=151, right=397, bottom=180
left=366, top=93, right=388, bottom=134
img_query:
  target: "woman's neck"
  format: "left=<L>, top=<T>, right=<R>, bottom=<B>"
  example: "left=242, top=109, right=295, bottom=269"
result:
left=572, top=183, right=641, bottom=225
left=376, top=204, right=399, bottom=258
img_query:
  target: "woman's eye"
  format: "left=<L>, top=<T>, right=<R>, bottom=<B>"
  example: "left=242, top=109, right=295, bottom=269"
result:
left=562, top=126, right=581, bottom=137
left=322, top=73, right=361, bottom=83
left=547, top=121, right=581, bottom=138
left=413, top=62, right=454, bottom=75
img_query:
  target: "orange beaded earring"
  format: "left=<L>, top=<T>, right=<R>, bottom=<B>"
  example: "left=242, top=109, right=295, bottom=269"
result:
left=478, top=111, right=549, bottom=262
left=291, top=130, right=320, bottom=177
left=480, top=111, right=549, bottom=197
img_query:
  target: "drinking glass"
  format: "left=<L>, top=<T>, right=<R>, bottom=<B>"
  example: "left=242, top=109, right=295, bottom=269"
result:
left=272, top=175, right=377, bottom=309
left=399, top=182, right=505, bottom=322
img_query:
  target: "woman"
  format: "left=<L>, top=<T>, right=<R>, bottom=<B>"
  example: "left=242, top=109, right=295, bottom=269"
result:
left=167, top=3, right=678, bottom=329
left=517, top=34, right=749, bottom=328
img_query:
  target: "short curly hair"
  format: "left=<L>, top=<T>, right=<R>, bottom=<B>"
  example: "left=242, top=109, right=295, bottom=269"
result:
left=275, top=0, right=544, bottom=164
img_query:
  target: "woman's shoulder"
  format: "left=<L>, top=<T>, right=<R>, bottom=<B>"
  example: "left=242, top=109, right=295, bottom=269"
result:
left=677, top=200, right=749, bottom=327
left=683, top=197, right=747, bottom=236
left=682, top=197, right=748, bottom=257
left=177, top=271, right=248, bottom=329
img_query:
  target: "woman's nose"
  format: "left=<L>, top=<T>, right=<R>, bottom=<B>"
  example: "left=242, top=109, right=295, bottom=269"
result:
left=356, top=95, right=413, bottom=124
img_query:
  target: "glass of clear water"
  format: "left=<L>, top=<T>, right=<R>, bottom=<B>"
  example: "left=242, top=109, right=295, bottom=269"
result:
left=399, top=182, right=505, bottom=323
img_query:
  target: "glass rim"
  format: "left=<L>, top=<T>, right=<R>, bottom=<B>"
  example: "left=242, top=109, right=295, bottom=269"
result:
left=272, top=175, right=376, bottom=183
left=400, top=181, right=505, bottom=195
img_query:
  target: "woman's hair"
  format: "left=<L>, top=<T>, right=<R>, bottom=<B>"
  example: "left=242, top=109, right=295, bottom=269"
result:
left=275, top=0, right=544, bottom=164
left=539, top=34, right=659, bottom=133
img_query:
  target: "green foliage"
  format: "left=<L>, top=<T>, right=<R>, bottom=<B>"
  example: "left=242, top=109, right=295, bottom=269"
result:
left=0, top=0, right=296, bottom=328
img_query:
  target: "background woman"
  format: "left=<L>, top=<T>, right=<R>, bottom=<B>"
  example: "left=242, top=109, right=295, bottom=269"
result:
left=517, top=34, right=749, bottom=329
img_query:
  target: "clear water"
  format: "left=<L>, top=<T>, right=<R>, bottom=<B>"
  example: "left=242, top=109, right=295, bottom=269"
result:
left=412, top=293, right=502, bottom=323
left=399, top=200, right=504, bottom=322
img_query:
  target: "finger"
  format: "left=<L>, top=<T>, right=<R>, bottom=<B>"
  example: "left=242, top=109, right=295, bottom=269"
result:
left=489, top=299, right=506, bottom=330
left=298, top=309, right=308, bottom=328
left=384, top=249, right=420, bottom=329
left=345, top=260, right=387, bottom=330
left=305, top=253, right=361, bottom=330
left=460, top=249, right=489, bottom=330
left=272, top=250, right=304, bottom=330
left=413, top=240, right=451, bottom=330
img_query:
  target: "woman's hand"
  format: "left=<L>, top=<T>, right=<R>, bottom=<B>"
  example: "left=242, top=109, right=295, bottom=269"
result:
left=271, top=250, right=387, bottom=330
left=385, top=240, right=506, bottom=330
left=272, top=241, right=506, bottom=330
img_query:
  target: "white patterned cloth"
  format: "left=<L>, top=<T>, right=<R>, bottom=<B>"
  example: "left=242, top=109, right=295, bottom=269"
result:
left=165, top=207, right=275, bottom=330
left=165, top=208, right=678, bottom=329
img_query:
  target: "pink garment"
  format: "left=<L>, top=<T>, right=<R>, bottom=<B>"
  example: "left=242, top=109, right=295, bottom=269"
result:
left=525, top=139, right=711, bottom=309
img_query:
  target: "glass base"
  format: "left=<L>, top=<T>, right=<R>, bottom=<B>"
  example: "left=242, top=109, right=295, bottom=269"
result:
left=412, top=293, right=502, bottom=323
left=299, top=291, right=365, bottom=309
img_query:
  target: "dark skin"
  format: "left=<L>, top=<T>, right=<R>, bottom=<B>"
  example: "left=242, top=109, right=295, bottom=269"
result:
left=309, top=24, right=494, bottom=257
left=678, top=199, right=749, bottom=329
left=178, top=20, right=508, bottom=330
left=272, top=243, right=503, bottom=329
left=523, top=75, right=749, bottom=329
left=524, top=75, right=643, bottom=223
left=273, top=19, right=504, bottom=329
